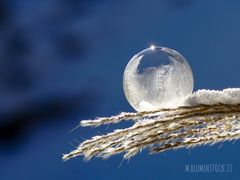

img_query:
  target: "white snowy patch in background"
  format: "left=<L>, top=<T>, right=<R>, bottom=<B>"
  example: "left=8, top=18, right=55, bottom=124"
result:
left=185, top=88, right=240, bottom=105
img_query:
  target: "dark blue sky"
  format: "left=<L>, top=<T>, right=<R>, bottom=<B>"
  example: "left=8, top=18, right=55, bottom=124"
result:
left=1, top=0, right=240, bottom=179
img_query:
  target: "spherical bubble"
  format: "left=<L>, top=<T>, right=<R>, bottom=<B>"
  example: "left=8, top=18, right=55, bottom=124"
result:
left=123, top=46, right=194, bottom=112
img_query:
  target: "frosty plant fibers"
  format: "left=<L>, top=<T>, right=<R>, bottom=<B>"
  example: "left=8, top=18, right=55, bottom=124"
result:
left=62, top=46, right=240, bottom=161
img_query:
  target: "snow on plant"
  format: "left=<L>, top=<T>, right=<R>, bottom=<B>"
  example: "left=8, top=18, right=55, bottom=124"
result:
left=62, top=46, right=240, bottom=161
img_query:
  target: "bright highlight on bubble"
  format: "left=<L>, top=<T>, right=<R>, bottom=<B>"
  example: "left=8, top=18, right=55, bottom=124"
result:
left=123, top=46, right=194, bottom=112
left=150, top=45, right=155, bottom=50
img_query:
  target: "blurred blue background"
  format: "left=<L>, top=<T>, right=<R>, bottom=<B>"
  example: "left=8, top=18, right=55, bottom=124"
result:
left=1, top=0, right=240, bottom=179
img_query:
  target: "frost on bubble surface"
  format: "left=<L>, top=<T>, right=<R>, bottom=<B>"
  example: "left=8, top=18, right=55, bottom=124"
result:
left=123, top=46, right=194, bottom=111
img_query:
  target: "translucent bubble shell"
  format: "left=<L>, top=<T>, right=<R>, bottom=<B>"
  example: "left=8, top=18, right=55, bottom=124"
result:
left=123, top=46, right=194, bottom=112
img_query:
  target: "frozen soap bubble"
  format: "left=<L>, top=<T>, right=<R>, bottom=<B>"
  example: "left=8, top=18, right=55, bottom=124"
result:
left=123, top=45, right=194, bottom=112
